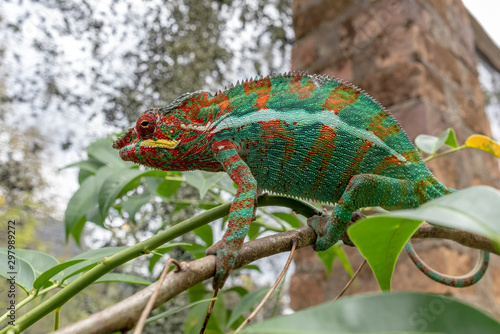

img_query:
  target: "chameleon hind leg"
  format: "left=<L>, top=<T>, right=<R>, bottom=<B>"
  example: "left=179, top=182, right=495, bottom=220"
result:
left=308, top=173, right=489, bottom=287
left=206, top=140, right=258, bottom=290
left=405, top=241, right=489, bottom=287
left=308, top=174, right=420, bottom=251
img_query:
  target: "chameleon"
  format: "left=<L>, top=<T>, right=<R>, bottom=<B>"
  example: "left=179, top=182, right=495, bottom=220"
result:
left=112, top=72, right=489, bottom=290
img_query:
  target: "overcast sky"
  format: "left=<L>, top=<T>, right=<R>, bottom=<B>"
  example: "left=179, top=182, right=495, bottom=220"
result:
left=463, top=0, right=500, bottom=48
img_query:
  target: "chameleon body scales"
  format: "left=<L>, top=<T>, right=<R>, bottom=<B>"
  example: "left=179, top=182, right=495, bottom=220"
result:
left=113, top=73, right=488, bottom=289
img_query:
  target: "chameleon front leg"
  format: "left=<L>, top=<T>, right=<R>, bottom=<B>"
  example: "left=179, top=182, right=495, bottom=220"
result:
left=206, top=140, right=257, bottom=290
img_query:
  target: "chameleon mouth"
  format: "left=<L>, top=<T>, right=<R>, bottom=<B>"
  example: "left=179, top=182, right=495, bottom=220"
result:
left=139, top=139, right=180, bottom=149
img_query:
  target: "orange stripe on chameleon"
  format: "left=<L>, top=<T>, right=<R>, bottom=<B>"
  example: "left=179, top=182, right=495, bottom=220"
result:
left=322, top=83, right=361, bottom=114
left=243, top=77, right=272, bottom=110
left=288, top=76, right=316, bottom=99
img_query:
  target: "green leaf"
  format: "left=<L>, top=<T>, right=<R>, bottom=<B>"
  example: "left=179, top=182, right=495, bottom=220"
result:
left=380, top=186, right=500, bottom=244
left=70, top=216, right=88, bottom=246
left=77, top=168, right=94, bottom=184
left=227, top=286, right=270, bottom=329
left=98, top=168, right=145, bottom=218
left=0, top=251, right=36, bottom=294
left=8, top=249, right=59, bottom=277
left=242, top=292, right=500, bottom=333
left=415, top=128, right=458, bottom=154
left=442, top=128, right=459, bottom=148
left=64, top=174, right=97, bottom=237
left=211, top=290, right=227, bottom=332
left=87, top=137, right=131, bottom=168
left=180, top=244, right=207, bottom=259
left=62, top=158, right=104, bottom=174
left=0, top=249, right=60, bottom=291
left=217, top=173, right=237, bottom=194
left=69, top=246, right=127, bottom=260
left=193, top=224, right=213, bottom=247
left=239, top=265, right=260, bottom=272
left=98, top=169, right=168, bottom=218
left=348, top=215, right=421, bottom=290
left=121, top=193, right=151, bottom=224
left=415, top=134, right=440, bottom=154
left=225, top=286, right=248, bottom=298
left=183, top=170, right=226, bottom=198
left=316, top=244, right=353, bottom=276
left=143, top=176, right=165, bottom=196
left=33, top=259, right=86, bottom=289
left=65, top=166, right=115, bottom=238
left=271, top=212, right=302, bottom=228
left=333, top=246, right=354, bottom=276
left=60, top=261, right=101, bottom=282
left=61, top=247, right=128, bottom=281
left=156, top=178, right=182, bottom=198
left=94, top=273, right=151, bottom=285
left=184, top=302, right=210, bottom=334
left=316, top=246, right=337, bottom=276
left=247, top=222, right=262, bottom=240
left=188, top=282, right=209, bottom=303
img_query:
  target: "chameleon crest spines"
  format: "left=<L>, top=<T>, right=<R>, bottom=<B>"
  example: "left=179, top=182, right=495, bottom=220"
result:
left=113, top=72, right=488, bottom=289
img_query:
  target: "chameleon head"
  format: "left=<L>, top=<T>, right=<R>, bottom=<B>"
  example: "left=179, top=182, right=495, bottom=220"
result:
left=112, top=109, right=185, bottom=170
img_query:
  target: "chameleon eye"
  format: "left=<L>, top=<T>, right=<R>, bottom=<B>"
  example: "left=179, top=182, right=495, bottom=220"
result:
left=136, top=113, right=157, bottom=138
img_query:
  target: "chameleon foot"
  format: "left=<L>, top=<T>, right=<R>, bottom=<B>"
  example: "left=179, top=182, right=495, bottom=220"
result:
left=307, top=214, right=337, bottom=252
left=206, top=240, right=240, bottom=290
left=339, top=212, right=367, bottom=246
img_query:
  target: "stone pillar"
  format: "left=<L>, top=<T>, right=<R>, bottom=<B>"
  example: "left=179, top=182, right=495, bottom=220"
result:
left=290, top=0, right=500, bottom=314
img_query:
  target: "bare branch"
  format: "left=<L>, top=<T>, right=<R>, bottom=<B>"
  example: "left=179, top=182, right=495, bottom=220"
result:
left=412, top=222, right=498, bottom=254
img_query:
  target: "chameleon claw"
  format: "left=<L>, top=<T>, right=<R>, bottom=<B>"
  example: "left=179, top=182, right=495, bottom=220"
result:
left=206, top=240, right=240, bottom=290
left=307, top=214, right=335, bottom=252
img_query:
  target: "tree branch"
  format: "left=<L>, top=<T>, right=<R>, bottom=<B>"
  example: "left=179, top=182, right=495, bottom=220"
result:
left=53, top=222, right=497, bottom=334
left=53, top=228, right=314, bottom=334
left=412, top=222, right=498, bottom=254
left=2, top=195, right=319, bottom=334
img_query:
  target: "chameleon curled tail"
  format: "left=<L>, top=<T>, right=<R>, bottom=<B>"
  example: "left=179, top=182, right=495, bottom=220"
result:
left=405, top=241, right=489, bottom=287
left=402, top=187, right=489, bottom=287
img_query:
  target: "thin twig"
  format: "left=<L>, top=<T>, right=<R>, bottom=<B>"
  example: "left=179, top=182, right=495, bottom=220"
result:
left=199, top=289, right=219, bottom=334
left=234, top=239, right=298, bottom=333
left=133, top=258, right=182, bottom=334
left=334, top=259, right=367, bottom=301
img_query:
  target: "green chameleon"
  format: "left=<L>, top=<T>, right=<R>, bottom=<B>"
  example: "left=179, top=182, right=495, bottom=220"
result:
left=113, top=72, right=489, bottom=290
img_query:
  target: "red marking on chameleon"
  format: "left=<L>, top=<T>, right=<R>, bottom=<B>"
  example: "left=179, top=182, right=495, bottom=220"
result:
left=289, top=78, right=315, bottom=99
left=367, top=111, right=401, bottom=139
left=322, top=83, right=361, bottom=114
left=373, top=154, right=405, bottom=174
left=401, top=150, right=420, bottom=163
left=243, top=78, right=272, bottom=110
left=259, top=119, right=286, bottom=134
left=215, top=98, right=233, bottom=117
